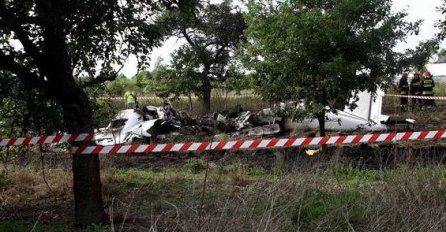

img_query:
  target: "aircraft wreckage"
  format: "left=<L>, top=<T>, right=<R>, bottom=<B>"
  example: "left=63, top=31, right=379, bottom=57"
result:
left=95, top=89, right=415, bottom=146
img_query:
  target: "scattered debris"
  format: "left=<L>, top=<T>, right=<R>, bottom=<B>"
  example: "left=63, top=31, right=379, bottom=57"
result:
left=305, top=149, right=321, bottom=156
left=95, top=89, right=417, bottom=146
left=95, top=104, right=181, bottom=146
left=95, top=103, right=283, bottom=145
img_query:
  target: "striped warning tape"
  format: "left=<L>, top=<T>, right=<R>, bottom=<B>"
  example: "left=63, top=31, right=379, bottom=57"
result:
left=98, top=96, right=159, bottom=100
left=2, top=130, right=446, bottom=153
left=97, top=94, right=257, bottom=100
left=0, top=133, right=94, bottom=147
left=71, top=130, right=446, bottom=155
left=98, top=94, right=446, bottom=101
left=384, top=94, right=446, bottom=100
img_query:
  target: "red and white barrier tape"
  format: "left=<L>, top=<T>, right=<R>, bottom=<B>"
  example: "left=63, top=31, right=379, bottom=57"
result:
left=384, top=94, right=446, bottom=100
left=98, top=96, right=160, bottom=100
left=0, top=133, right=94, bottom=147
left=98, top=94, right=446, bottom=101
left=71, top=130, right=446, bottom=155
left=97, top=95, right=256, bottom=100
left=2, top=130, right=446, bottom=153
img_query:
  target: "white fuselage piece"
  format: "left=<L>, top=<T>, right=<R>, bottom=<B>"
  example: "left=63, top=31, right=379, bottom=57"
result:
left=291, top=89, right=390, bottom=131
left=95, top=108, right=164, bottom=146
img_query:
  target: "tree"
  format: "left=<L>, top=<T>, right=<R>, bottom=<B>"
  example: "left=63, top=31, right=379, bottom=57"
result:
left=437, top=48, right=446, bottom=58
left=106, top=74, right=130, bottom=96
left=165, top=0, right=246, bottom=112
left=400, top=40, right=439, bottom=71
left=0, top=0, right=186, bottom=227
left=0, top=71, right=63, bottom=137
left=437, top=0, right=446, bottom=41
left=242, top=0, right=419, bottom=136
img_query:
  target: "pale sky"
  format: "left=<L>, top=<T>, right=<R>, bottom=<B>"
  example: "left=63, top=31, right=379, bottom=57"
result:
left=119, top=0, right=446, bottom=77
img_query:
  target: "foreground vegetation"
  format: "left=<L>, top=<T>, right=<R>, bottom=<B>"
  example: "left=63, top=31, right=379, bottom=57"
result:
left=2, top=151, right=446, bottom=231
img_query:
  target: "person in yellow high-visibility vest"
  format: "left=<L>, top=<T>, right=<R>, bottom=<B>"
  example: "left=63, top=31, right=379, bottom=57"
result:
left=124, top=90, right=137, bottom=109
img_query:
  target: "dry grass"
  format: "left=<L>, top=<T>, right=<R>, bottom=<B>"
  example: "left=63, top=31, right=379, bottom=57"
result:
left=0, top=168, right=71, bottom=207
left=2, top=159, right=446, bottom=231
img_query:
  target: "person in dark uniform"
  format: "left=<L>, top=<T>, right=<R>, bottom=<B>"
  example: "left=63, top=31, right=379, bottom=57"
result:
left=409, top=71, right=422, bottom=111
left=398, top=73, right=409, bottom=112
left=421, top=71, right=435, bottom=109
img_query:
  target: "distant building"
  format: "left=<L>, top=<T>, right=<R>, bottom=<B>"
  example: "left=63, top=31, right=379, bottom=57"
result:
left=425, top=55, right=446, bottom=82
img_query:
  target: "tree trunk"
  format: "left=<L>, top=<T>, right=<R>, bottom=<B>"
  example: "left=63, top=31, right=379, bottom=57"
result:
left=316, top=111, right=326, bottom=137
left=37, top=2, right=107, bottom=226
left=61, top=90, right=107, bottom=228
left=52, top=83, right=106, bottom=228
left=203, top=80, right=212, bottom=113
left=188, top=92, right=193, bottom=112
left=202, top=67, right=212, bottom=113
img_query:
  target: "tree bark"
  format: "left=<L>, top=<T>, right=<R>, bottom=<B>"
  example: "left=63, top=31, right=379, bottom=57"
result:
left=316, top=111, right=326, bottom=137
left=203, top=78, right=212, bottom=113
left=202, top=66, right=212, bottom=113
left=37, top=2, right=107, bottom=225
left=60, top=90, right=107, bottom=227
left=68, top=104, right=106, bottom=227
left=188, top=92, right=193, bottom=112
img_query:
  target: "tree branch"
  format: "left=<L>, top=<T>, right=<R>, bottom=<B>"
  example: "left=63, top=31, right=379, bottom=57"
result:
left=0, top=51, right=49, bottom=92
left=182, top=28, right=196, bottom=47
left=0, top=1, right=43, bottom=64
left=79, top=70, right=120, bottom=89
left=213, top=43, right=228, bottom=62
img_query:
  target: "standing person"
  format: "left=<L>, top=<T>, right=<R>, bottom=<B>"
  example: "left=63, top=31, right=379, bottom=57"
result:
left=124, top=90, right=137, bottom=109
left=421, top=71, right=435, bottom=109
left=410, top=71, right=422, bottom=111
left=398, top=73, right=409, bottom=112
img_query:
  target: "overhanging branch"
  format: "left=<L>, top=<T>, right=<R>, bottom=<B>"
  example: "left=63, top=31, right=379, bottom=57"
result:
left=79, top=65, right=124, bottom=89
left=0, top=51, right=48, bottom=91
left=0, top=1, right=43, bottom=65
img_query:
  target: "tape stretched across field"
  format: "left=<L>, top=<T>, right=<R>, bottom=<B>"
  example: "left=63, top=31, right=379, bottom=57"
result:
left=72, top=130, right=446, bottom=155
left=385, top=94, right=446, bottom=100
left=98, top=94, right=446, bottom=101
left=0, top=133, right=94, bottom=147
left=2, top=130, right=446, bottom=154
left=98, top=94, right=255, bottom=100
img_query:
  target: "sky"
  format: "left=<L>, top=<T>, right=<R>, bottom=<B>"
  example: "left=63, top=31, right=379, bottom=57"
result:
left=119, top=0, right=446, bottom=77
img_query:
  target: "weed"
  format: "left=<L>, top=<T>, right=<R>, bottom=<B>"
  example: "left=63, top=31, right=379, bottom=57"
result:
left=245, top=166, right=270, bottom=177
left=0, top=220, right=69, bottom=232
left=0, top=169, right=6, bottom=190
left=291, top=189, right=366, bottom=231
left=0, top=220, right=28, bottom=232
left=113, top=168, right=194, bottom=189
left=186, top=158, right=207, bottom=174
left=80, top=224, right=108, bottom=232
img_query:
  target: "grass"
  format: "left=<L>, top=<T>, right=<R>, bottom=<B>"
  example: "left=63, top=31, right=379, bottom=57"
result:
left=0, top=169, right=6, bottom=190
left=0, top=220, right=107, bottom=232
left=3, top=158, right=446, bottom=231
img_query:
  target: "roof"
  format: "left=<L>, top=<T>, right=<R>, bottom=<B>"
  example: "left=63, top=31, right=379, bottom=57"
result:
left=426, top=63, right=446, bottom=77
left=436, top=55, right=446, bottom=64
